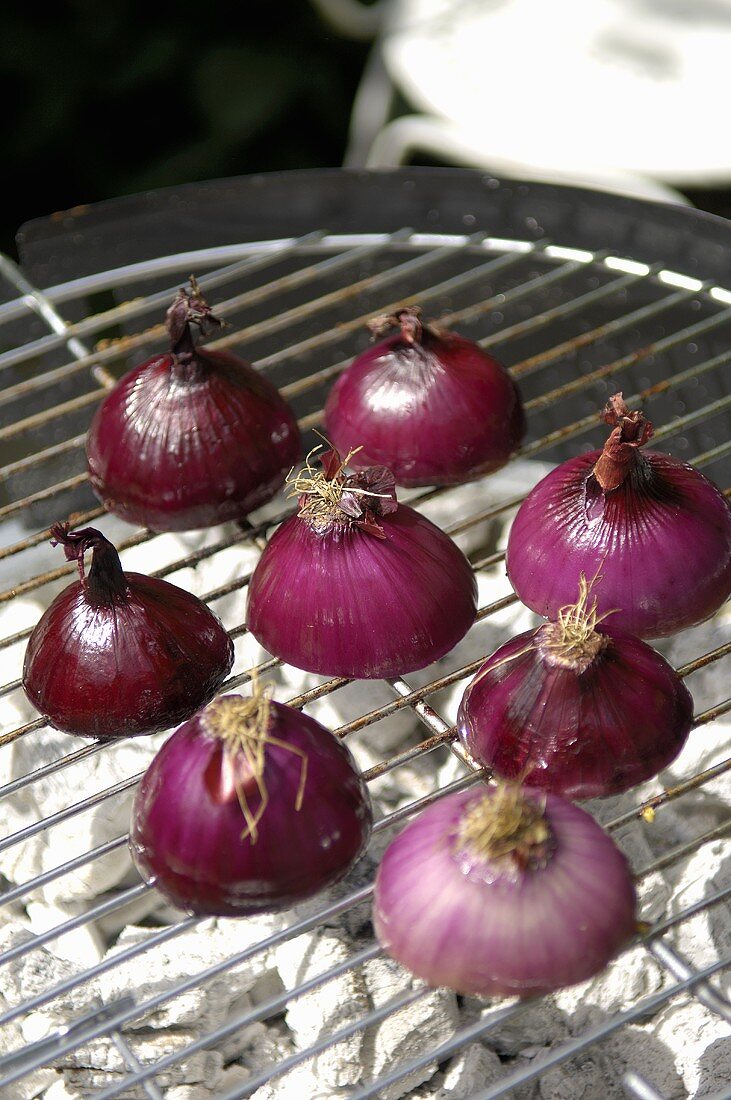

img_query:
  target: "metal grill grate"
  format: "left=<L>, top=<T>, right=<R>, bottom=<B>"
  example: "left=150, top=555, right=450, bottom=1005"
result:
left=0, top=217, right=729, bottom=1100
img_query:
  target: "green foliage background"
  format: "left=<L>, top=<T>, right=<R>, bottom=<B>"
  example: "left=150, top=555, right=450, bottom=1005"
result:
left=1, top=2, right=368, bottom=258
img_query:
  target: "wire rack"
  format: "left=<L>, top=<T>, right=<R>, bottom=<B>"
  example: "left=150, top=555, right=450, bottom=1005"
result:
left=0, top=219, right=729, bottom=1100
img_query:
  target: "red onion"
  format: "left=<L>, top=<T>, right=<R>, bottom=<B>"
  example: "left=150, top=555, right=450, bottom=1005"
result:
left=246, top=446, right=477, bottom=678
left=23, top=525, right=233, bottom=739
left=130, top=690, right=373, bottom=915
left=506, top=393, right=731, bottom=637
left=86, top=278, right=301, bottom=531
left=324, top=307, right=526, bottom=487
left=457, top=576, right=694, bottom=799
left=373, top=784, right=637, bottom=998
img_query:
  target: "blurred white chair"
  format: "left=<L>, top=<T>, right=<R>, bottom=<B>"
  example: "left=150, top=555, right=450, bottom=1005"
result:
left=312, top=0, right=731, bottom=204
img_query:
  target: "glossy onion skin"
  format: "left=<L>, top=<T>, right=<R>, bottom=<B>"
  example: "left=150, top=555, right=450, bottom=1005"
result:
left=506, top=449, right=731, bottom=638
left=246, top=505, right=478, bottom=678
left=130, top=700, right=373, bottom=915
left=457, top=624, right=694, bottom=799
left=373, top=787, right=637, bottom=998
left=324, top=329, right=526, bottom=487
left=23, top=574, right=234, bottom=739
left=87, top=348, right=301, bottom=531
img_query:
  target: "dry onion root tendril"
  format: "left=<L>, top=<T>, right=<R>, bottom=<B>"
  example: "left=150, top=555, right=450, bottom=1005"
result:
left=202, top=683, right=308, bottom=843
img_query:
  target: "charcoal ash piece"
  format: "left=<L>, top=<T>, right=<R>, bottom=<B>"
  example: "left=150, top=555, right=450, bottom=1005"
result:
left=272, top=929, right=370, bottom=1089
left=668, top=838, right=731, bottom=980
left=0, top=719, right=164, bottom=905
left=248, top=1061, right=328, bottom=1100
left=0, top=920, right=102, bottom=1049
left=359, top=954, right=460, bottom=1100
left=0, top=1018, right=58, bottom=1100
left=412, top=1042, right=504, bottom=1099
left=55, top=1030, right=224, bottom=1091
left=98, top=914, right=287, bottom=1033
left=654, top=998, right=731, bottom=1096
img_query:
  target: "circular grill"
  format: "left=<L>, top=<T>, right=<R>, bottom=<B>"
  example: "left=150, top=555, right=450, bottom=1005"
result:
left=0, top=169, right=729, bottom=1099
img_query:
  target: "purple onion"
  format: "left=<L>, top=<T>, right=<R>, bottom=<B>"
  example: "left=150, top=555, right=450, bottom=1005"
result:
left=246, top=448, right=477, bottom=678
left=457, top=578, right=694, bottom=799
left=87, top=278, right=301, bottom=531
left=22, top=525, right=234, bottom=739
left=130, top=693, right=373, bottom=915
left=373, top=784, right=637, bottom=998
left=324, top=307, right=526, bottom=487
left=506, top=394, right=731, bottom=638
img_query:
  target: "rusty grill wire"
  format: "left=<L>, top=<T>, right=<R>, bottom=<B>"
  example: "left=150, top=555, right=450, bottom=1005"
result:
left=0, top=226, right=729, bottom=1100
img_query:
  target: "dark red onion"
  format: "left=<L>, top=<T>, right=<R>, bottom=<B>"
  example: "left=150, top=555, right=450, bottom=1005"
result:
left=23, top=525, right=233, bottom=739
left=373, top=784, right=637, bottom=998
left=457, top=577, right=694, bottom=799
left=86, top=278, right=301, bottom=531
left=324, top=307, right=526, bottom=487
left=506, top=393, right=731, bottom=637
left=130, top=691, right=373, bottom=915
left=246, top=447, right=477, bottom=678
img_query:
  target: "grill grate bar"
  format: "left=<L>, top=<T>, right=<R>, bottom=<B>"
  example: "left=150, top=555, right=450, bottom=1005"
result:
left=466, top=954, right=731, bottom=1100
left=648, top=940, right=731, bottom=1022
left=607, top=755, right=731, bottom=832
left=0, top=255, right=94, bottom=369
left=0, top=230, right=405, bottom=386
left=483, top=263, right=664, bottom=358
left=110, top=1032, right=166, bottom=1100
left=623, top=1071, right=668, bottom=1100
left=0, top=883, right=149, bottom=972
left=229, top=889, right=731, bottom=1100
left=634, top=819, right=731, bottom=882
left=0, top=835, right=128, bottom=908
left=251, top=240, right=553, bottom=371
left=222, top=985, right=435, bottom=1100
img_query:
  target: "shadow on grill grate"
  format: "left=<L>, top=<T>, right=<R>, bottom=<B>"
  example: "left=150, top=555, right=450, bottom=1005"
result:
left=0, top=171, right=728, bottom=1100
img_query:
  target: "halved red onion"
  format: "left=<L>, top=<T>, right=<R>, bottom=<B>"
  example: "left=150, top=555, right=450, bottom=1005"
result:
left=457, top=577, right=694, bottom=799
left=324, top=307, right=526, bottom=487
left=86, top=278, right=301, bottom=531
left=506, top=393, right=731, bottom=637
left=373, top=784, right=637, bottom=998
left=246, top=447, right=477, bottom=678
left=22, top=525, right=234, bottom=739
left=130, top=692, right=373, bottom=915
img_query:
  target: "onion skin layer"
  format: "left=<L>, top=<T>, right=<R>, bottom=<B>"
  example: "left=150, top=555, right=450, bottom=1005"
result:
left=506, top=449, right=731, bottom=638
left=373, top=787, right=637, bottom=998
left=87, top=347, right=301, bottom=531
left=324, top=326, right=525, bottom=487
left=23, top=574, right=234, bottom=739
left=130, top=700, right=373, bottom=916
left=457, top=624, right=694, bottom=799
left=246, top=504, right=478, bottom=678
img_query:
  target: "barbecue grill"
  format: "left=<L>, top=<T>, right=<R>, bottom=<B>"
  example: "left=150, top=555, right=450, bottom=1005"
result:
left=0, top=168, right=729, bottom=1099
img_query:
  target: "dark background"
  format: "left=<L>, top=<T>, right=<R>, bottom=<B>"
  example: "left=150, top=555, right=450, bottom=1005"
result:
left=1, top=2, right=369, bottom=260
left=3, top=1, right=731, bottom=261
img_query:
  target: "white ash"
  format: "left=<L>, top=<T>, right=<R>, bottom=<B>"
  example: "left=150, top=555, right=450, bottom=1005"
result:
left=0, top=468, right=728, bottom=1099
